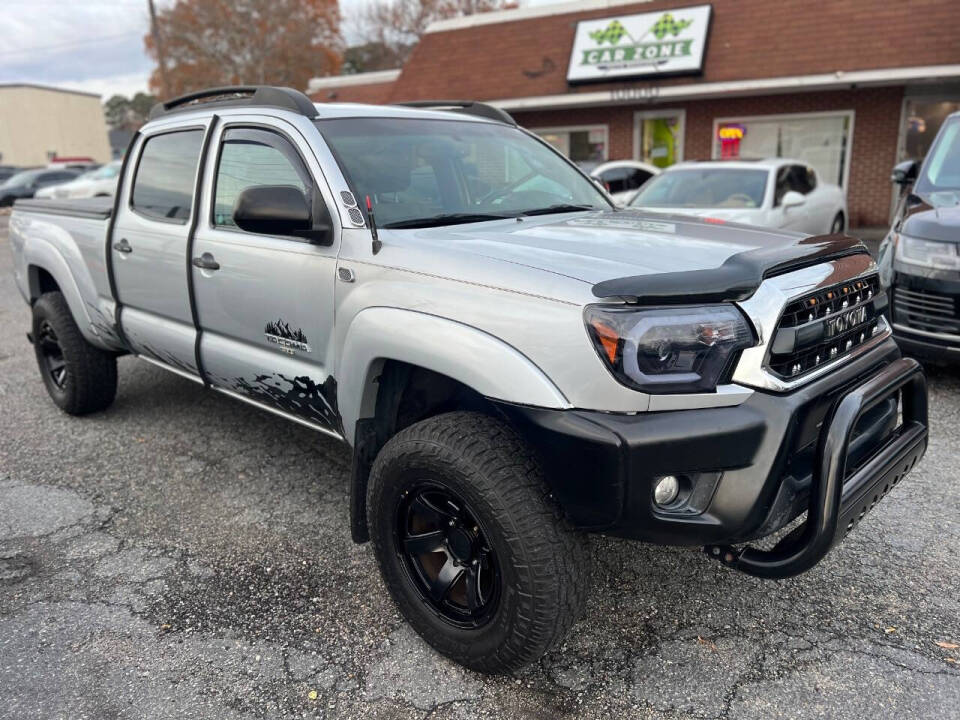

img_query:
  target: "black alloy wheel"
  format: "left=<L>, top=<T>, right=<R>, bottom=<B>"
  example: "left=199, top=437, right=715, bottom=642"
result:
left=31, top=291, right=118, bottom=415
left=395, top=483, right=500, bottom=627
left=37, top=319, right=68, bottom=390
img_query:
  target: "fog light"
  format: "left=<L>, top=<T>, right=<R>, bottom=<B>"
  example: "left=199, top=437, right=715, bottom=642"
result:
left=654, top=475, right=680, bottom=506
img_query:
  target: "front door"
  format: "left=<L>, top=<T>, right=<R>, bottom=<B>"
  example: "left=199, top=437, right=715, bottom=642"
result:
left=191, top=119, right=342, bottom=434
left=110, top=124, right=209, bottom=375
left=634, top=110, right=685, bottom=169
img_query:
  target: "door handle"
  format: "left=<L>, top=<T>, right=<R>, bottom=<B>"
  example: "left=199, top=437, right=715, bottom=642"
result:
left=113, top=238, right=132, bottom=254
left=192, top=252, right=220, bottom=271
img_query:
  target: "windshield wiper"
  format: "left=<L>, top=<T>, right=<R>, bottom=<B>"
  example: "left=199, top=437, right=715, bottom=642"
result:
left=520, top=204, right=598, bottom=216
left=382, top=213, right=514, bottom=229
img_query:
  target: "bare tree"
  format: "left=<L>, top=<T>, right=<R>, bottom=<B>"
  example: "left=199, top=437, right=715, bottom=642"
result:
left=352, top=0, right=505, bottom=68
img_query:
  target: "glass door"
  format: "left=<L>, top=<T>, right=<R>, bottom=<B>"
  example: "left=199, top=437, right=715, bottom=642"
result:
left=634, top=110, right=685, bottom=169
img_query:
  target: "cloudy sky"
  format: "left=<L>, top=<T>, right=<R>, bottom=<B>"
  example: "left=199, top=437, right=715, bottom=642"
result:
left=0, top=0, right=560, bottom=100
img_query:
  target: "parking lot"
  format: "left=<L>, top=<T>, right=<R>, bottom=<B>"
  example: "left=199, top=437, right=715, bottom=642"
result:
left=1, top=214, right=959, bottom=720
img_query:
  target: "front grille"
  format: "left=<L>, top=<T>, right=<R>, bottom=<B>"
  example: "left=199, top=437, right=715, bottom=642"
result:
left=766, top=275, right=883, bottom=380
left=893, top=286, right=960, bottom=336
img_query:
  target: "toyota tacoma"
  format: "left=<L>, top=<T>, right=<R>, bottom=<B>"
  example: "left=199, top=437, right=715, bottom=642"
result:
left=8, top=86, right=929, bottom=673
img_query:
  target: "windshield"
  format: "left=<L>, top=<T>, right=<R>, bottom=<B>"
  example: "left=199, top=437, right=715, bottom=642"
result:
left=630, top=168, right=769, bottom=209
left=915, top=116, right=960, bottom=206
left=317, top=117, right=610, bottom=228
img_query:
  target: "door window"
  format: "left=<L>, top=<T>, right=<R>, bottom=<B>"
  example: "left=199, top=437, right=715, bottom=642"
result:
left=774, top=164, right=816, bottom=205
left=599, top=167, right=629, bottom=194
left=213, top=127, right=312, bottom=230
left=131, top=130, right=204, bottom=222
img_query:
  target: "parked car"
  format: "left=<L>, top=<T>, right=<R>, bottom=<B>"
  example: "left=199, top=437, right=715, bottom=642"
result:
left=9, top=86, right=928, bottom=674
left=629, top=159, right=848, bottom=234
left=35, top=160, right=122, bottom=200
left=47, top=156, right=100, bottom=172
left=878, top=110, right=960, bottom=363
left=0, top=167, right=80, bottom=206
left=590, top=160, right=660, bottom=206
left=0, top=165, right=36, bottom=184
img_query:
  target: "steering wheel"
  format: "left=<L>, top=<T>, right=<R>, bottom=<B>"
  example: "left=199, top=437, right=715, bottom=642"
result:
left=725, top=192, right=756, bottom=206
left=474, top=170, right=538, bottom=205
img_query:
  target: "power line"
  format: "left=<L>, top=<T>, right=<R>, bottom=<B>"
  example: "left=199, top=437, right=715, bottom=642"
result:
left=0, top=31, right=144, bottom=59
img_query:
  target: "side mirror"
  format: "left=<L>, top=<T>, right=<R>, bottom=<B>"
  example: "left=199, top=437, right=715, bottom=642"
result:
left=782, top=190, right=806, bottom=208
left=891, top=159, right=919, bottom=186
left=234, top=185, right=317, bottom=239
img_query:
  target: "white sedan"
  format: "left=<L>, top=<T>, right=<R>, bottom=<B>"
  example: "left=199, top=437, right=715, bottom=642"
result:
left=629, top=159, right=848, bottom=235
left=35, top=160, right=122, bottom=200
left=590, top=160, right=660, bottom=206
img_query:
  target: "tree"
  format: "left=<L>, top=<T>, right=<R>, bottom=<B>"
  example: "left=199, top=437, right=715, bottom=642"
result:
left=145, top=0, right=342, bottom=99
left=354, top=0, right=504, bottom=67
left=342, top=41, right=411, bottom=74
left=104, top=92, right=159, bottom=131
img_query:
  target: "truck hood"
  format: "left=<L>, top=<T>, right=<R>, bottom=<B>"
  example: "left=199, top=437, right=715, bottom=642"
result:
left=397, top=209, right=865, bottom=304
left=902, top=195, right=960, bottom=243
left=635, top=206, right=765, bottom=226
left=405, top=209, right=805, bottom=285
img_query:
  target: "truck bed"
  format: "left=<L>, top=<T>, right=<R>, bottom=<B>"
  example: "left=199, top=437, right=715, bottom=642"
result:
left=14, top=197, right=113, bottom=220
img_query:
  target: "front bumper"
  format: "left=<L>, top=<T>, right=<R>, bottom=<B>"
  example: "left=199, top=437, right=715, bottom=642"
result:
left=890, top=267, right=960, bottom=363
left=495, top=337, right=928, bottom=578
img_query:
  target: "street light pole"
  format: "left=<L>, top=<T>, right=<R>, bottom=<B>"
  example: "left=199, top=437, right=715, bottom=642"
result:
left=148, top=0, right=171, bottom=98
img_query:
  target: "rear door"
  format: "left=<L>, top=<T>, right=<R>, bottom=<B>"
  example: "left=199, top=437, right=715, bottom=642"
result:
left=110, top=122, right=210, bottom=375
left=190, top=117, right=342, bottom=434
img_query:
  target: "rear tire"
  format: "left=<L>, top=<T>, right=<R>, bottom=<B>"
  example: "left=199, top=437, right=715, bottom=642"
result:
left=367, top=411, right=590, bottom=673
left=32, top=292, right=117, bottom=415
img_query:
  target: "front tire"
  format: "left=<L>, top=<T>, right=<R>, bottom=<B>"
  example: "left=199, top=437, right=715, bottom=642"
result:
left=830, top=212, right=845, bottom=234
left=367, top=411, right=590, bottom=673
left=32, top=292, right=117, bottom=415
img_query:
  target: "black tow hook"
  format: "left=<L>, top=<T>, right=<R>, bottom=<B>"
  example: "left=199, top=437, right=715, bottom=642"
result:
left=26, top=331, right=34, bottom=345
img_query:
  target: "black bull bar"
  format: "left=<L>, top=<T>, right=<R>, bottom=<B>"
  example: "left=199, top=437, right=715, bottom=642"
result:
left=706, top=357, right=928, bottom=579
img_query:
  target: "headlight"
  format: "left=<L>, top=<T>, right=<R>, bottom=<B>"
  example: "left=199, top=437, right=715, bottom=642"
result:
left=895, top=234, right=960, bottom=270
left=585, top=304, right=755, bottom=394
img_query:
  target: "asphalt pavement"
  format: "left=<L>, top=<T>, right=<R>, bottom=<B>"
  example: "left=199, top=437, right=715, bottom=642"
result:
left=1, top=215, right=958, bottom=719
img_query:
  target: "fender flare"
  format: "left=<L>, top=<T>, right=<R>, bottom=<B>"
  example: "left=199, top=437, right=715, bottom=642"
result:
left=24, top=240, right=100, bottom=346
left=337, top=307, right=570, bottom=444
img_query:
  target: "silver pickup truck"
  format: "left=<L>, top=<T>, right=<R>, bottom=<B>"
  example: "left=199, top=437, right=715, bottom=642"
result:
left=9, top=86, right=929, bottom=673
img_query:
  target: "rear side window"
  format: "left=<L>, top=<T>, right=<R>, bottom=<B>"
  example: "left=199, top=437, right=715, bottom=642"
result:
left=131, top=130, right=204, bottom=222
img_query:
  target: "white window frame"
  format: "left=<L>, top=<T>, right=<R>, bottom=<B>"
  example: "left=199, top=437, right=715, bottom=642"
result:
left=711, top=109, right=856, bottom=190
left=632, top=109, right=686, bottom=165
left=529, top=124, right=609, bottom=162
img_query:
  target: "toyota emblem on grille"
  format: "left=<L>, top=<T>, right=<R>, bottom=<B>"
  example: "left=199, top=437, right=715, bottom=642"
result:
left=825, top=305, right=868, bottom=338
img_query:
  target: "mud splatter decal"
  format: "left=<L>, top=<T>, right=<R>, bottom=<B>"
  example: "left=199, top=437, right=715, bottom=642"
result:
left=85, top=302, right=122, bottom=347
left=264, top=319, right=311, bottom=354
left=227, top=372, right=340, bottom=433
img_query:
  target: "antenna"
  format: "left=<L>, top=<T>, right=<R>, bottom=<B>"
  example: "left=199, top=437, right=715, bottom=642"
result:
left=366, top=196, right=381, bottom=255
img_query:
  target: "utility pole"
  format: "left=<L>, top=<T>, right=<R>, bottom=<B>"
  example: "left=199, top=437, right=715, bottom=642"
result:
left=148, top=0, right=171, bottom=98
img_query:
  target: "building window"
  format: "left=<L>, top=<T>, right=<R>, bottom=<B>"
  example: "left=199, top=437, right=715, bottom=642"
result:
left=530, top=125, right=607, bottom=172
left=899, top=97, right=960, bottom=164
left=712, top=111, right=853, bottom=188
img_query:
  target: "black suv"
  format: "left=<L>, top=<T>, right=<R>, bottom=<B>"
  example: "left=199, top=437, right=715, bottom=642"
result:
left=879, top=111, right=960, bottom=363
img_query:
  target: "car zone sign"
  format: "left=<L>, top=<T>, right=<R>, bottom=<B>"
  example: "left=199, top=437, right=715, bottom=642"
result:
left=567, top=4, right=712, bottom=82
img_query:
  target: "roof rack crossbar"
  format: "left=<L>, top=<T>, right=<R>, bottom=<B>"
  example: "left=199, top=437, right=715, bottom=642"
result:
left=392, top=100, right=515, bottom=126
left=148, top=86, right=317, bottom=120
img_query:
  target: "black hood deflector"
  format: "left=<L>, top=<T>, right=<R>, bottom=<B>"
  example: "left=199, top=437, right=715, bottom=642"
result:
left=591, top=233, right=870, bottom=305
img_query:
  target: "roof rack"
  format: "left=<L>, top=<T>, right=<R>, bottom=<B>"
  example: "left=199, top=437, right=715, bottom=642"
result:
left=392, top=100, right=515, bottom=126
left=148, top=86, right=317, bottom=121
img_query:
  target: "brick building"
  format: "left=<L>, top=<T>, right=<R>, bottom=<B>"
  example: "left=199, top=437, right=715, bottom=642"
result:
left=310, top=0, right=960, bottom=228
